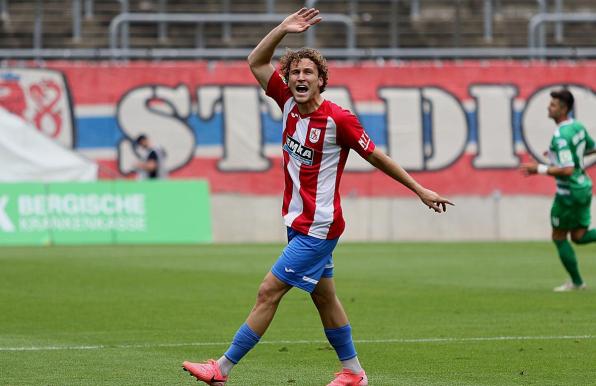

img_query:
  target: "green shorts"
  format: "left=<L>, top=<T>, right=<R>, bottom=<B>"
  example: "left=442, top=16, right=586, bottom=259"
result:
left=550, top=188, right=592, bottom=230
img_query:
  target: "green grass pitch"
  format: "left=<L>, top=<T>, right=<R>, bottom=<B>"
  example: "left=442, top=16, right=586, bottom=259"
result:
left=1, top=242, right=595, bottom=385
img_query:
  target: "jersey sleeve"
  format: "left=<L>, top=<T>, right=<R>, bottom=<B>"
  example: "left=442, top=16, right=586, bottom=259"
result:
left=585, top=128, right=595, bottom=152
left=335, top=109, right=376, bottom=159
left=265, top=71, right=293, bottom=110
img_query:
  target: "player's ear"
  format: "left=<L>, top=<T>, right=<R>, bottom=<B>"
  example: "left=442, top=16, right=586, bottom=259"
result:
left=318, top=76, right=323, bottom=89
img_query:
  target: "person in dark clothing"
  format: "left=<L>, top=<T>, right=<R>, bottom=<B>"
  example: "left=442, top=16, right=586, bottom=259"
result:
left=135, top=134, right=167, bottom=179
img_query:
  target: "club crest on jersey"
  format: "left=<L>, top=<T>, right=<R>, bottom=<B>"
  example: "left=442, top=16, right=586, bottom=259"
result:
left=309, top=128, right=322, bottom=143
left=283, top=135, right=314, bottom=166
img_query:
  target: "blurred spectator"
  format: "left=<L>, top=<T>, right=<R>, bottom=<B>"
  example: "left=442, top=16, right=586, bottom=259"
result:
left=134, top=134, right=167, bottom=179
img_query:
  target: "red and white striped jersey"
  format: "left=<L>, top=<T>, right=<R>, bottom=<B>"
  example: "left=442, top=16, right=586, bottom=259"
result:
left=266, top=71, right=376, bottom=239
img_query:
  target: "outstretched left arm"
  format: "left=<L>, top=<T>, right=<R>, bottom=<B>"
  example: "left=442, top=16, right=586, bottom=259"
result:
left=366, top=148, right=454, bottom=213
left=520, top=161, right=573, bottom=177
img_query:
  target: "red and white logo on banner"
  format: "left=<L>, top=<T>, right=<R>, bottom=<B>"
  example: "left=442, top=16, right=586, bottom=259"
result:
left=0, top=69, right=74, bottom=148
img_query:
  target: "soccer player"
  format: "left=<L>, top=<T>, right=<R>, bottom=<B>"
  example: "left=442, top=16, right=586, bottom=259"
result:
left=521, top=89, right=596, bottom=292
left=183, top=8, right=453, bottom=386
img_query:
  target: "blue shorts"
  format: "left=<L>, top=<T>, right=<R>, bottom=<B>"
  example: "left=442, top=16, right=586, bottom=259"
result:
left=271, top=227, right=339, bottom=293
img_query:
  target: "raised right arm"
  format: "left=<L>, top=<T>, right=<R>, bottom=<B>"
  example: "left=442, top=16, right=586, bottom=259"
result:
left=247, top=8, right=321, bottom=90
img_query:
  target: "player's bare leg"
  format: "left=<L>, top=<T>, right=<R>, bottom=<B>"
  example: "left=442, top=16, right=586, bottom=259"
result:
left=246, top=272, right=292, bottom=335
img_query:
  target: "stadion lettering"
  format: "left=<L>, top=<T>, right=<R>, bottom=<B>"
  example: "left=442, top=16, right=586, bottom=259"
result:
left=115, top=83, right=596, bottom=173
left=3, top=61, right=596, bottom=195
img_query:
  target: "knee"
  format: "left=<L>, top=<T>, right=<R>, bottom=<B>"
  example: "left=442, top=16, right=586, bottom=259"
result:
left=311, top=291, right=335, bottom=309
left=570, top=235, right=583, bottom=244
left=255, top=281, right=283, bottom=307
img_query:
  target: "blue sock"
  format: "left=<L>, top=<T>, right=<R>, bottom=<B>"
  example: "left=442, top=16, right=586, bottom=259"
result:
left=325, top=324, right=357, bottom=361
left=223, top=323, right=261, bottom=364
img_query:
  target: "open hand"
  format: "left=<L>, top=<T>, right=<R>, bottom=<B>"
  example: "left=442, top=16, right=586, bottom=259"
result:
left=281, top=8, right=322, bottom=34
left=418, top=188, right=454, bottom=213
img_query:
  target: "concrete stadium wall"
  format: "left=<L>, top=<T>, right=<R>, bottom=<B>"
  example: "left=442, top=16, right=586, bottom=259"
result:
left=211, top=195, right=595, bottom=242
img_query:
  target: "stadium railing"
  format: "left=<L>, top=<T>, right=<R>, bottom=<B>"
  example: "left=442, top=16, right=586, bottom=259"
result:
left=108, top=12, right=355, bottom=51
left=1, top=0, right=596, bottom=60
left=528, top=12, right=596, bottom=49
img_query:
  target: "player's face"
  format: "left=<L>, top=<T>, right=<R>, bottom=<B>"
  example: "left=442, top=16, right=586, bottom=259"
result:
left=288, top=58, right=323, bottom=104
left=548, top=98, right=566, bottom=121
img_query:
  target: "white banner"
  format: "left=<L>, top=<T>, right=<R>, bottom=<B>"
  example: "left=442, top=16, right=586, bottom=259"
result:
left=0, top=108, right=97, bottom=182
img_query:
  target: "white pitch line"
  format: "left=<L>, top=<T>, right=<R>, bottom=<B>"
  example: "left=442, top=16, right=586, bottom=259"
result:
left=1, top=335, right=594, bottom=352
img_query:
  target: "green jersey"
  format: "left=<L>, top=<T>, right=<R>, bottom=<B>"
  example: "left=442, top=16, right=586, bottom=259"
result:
left=548, top=119, right=595, bottom=195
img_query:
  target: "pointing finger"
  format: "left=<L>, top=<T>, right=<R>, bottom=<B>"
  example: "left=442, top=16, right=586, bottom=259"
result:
left=437, top=197, right=454, bottom=206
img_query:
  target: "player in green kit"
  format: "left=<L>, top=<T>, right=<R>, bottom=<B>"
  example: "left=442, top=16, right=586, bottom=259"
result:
left=521, top=89, right=596, bottom=291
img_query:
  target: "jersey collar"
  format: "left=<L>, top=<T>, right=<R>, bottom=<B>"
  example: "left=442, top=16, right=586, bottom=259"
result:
left=557, top=118, right=574, bottom=128
left=554, top=118, right=573, bottom=137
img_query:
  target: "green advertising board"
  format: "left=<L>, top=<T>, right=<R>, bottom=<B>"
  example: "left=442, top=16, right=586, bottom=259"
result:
left=0, top=180, right=212, bottom=245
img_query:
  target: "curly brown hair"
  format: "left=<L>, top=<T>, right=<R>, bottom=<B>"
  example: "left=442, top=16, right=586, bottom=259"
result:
left=279, top=47, right=328, bottom=93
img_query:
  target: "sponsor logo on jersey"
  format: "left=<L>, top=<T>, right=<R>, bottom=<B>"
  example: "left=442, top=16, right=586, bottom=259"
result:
left=559, top=149, right=573, bottom=164
left=309, top=128, right=322, bottom=143
left=283, top=135, right=315, bottom=166
left=556, top=139, right=568, bottom=148
left=358, top=131, right=371, bottom=150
